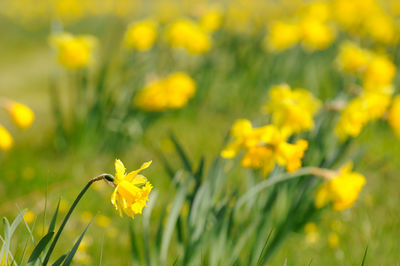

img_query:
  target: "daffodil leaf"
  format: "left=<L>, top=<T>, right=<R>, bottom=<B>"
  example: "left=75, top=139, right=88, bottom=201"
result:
left=48, top=199, right=61, bottom=235
left=51, top=253, right=68, bottom=266
left=61, top=216, right=94, bottom=266
left=27, top=231, right=54, bottom=265
left=169, top=132, right=192, bottom=173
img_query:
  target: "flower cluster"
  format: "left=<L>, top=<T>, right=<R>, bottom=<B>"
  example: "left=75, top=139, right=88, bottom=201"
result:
left=111, top=159, right=153, bottom=218
left=0, top=99, right=34, bottom=151
left=133, top=72, right=197, bottom=112
left=49, top=32, right=97, bottom=69
left=263, top=84, right=321, bottom=136
left=165, top=19, right=211, bottom=55
left=314, top=163, right=366, bottom=211
left=221, top=119, right=308, bottom=176
left=335, top=41, right=397, bottom=140
left=265, top=1, right=335, bottom=52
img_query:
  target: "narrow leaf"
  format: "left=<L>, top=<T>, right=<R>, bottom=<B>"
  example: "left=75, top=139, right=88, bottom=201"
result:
left=361, top=245, right=368, bottom=266
left=28, top=232, right=54, bottom=264
left=52, top=253, right=68, bottom=266
left=169, top=132, right=192, bottom=173
left=48, top=199, right=61, bottom=234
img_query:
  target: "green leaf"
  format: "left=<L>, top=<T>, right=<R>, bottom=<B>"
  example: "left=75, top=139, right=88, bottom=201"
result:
left=48, top=199, right=61, bottom=234
left=161, top=177, right=190, bottom=264
left=129, top=223, right=142, bottom=265
left=61, top=217, right=94, bottom=266
left=361, top=245, right=368, bottom=266
left=52, top=253, right=68, bottom=266
left=27, top=232, right=54, bottom=264
left=169, top=132, right=192, bottom=173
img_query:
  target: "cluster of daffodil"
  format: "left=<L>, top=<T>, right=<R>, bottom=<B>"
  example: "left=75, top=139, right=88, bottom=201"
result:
left=133, top=72, right=197, bottom=112
left=335, top=41, right=398, bottom=140
left=0, top=99, right=34, bottom=152
left=221, top=83, right=366, bottom=212
left=265, top=1, right=335, bottom=52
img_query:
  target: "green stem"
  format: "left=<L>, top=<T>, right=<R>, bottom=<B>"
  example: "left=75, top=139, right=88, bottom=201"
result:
left=42, top=174, right=113, bottom=265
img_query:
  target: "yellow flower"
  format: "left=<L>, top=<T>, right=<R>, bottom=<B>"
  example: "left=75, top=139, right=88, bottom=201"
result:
left=335, top=92, right=391, bottom=140
left=111, top=159, right=153, bottom=218
left=133, top=72, right=196, bottom=111
left=124, top=19, right=157, bottom=51
left=336, top=41, right=371, bottom=74
left=49, top=32, right=97, bottom=69
left=95, top=214, right=111, bottom=228
left=264, top=84, right=321, bottom=136
left=300, top=18, right=335, bottom=51
left=364, top=13, right=397, bottom=45
left=363, top=55, right=396, bottom=89
left=221, top=120, right=308, bottom=176
left=388, top=95, right=400, bottom=137
left=315, top=162, right=366, bottom=211
left=200, top=7, right=223, bottom=33
left=265, top=21, right=301, bottom=52
left=0, top=125, right=13, bottom=151
left=328, top=232, right=340, bottom=248
left=24, top=210, right=35, bottom=224
left=166, top=19, right=211, bottom=54
left=4, top=101, right=34, bottom=129
left=304, top=222, right=319, bottom=244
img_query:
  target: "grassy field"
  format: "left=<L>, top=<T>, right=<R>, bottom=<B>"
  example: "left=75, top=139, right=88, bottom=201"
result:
left=1, top=3, right=400, bottom=265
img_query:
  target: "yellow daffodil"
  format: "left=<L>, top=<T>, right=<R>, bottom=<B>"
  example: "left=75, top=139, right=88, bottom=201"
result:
left=3, top=101, right=35, bottom=129
left=124, top=19, right=158, bottom=51
left=315, top=162, right=366, bottom=211
left=23, top=210, right=35, bottom=224
left=200, top=7, right=223, bottom=33
left=304, top=222, right=319, bottom=244
left=133, top=72, right=196, bottom=111
left=165, top=19, right=211, bottom=54
left=49, top=32, right=97, bottom=69
left=265, top=21, right=301, bottom=52
left=335, top=92, right=391, bottom=140
left=300, top=18, right=335, bottom=51
left=264, top=84, right=321, bottom=136
left=328, top=233, right=340, bottom=248
left=388, top=95, right=400, bottom=137
left=111, top=159, right=153, bottom=218
left=336, top=41, right=371, bottom=75
left=221, top=119, right=308, bottom=176
left=363, top=55, right=396, bottom=89
left=0, top=124, right=13, bottom=151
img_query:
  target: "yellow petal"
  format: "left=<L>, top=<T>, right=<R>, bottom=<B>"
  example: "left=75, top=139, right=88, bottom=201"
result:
left=114, top=159, right=126, bottom=184
left=126, top=161, right=152, bottom=181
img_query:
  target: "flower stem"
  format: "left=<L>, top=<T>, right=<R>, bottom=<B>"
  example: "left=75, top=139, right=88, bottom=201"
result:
left=43, top=174, right=113, bottom=265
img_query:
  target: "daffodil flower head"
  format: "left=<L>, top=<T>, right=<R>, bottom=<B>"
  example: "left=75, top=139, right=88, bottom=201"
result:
left=300, top=17, right=335, bottom=51
left=0, top=124, right=13, bottom=151
left=49, top=32, right=97, bottom=69
left=264, top=21, right=301, bottom=52
left=264, top=84, right=321, bottom=135
left=5, top=102, right=35, bottom=130
left=124, top=19, right=158, bottom=51
left=111, top=159, right=153, bottom=218
left=336, top=41, right=371, bottom=75
left=315, top=162, right=366, bottom=211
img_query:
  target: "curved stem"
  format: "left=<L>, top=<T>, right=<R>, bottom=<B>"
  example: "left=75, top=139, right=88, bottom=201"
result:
left=43, top=174, right=113, bottom=265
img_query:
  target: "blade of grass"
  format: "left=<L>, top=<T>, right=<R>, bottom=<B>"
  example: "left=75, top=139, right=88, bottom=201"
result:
left=27, top=232, right=54, bottom=265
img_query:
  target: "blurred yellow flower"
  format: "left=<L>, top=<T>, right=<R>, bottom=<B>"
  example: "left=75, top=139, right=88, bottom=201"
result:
left=4, top=101, right=35, bottom=129
left=304, top=222, right=319, bottom=244
left=200, top=7, right=223, bottom=33
left=95, top=214, right=111, bottom=228
left=49, top=32, right=97, bottom=69
left=111, top=159, right=153, bottom=218
left=364, top=13, right=397, bottom=45
left=336, top=42, right=371, bottom=75
left=0, top=124, right=13, bottom=151
left=24, top=210, right=35, bottom=224
left=335, top=92, right=391, bottom=140
left=166, top=19, right=211, bottom=54
left=124, top=19, right=157, bottom=51
left=363, top=55, right=396, bottom=89
left=388, top=95, right=400, bottom=137
left=265, top=21, right=300, bottom=52
left=300, top=18, right=335, bottom=51
left=264, top=84, right=321, bottom=136
left=134, top=72, right=196, bottom=112
left=328, top=232, right=340, bottom=248
left=315, top=162, right=366, bottom=211
left=221, top=119, right=308, bottom=176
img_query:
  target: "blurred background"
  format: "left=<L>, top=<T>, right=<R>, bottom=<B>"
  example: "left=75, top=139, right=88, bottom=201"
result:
left=1, top=0, right=400, bottom=265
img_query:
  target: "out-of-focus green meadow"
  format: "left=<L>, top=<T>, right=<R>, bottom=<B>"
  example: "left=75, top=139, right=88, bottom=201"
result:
left=1, top=0, right=400, bottom=265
